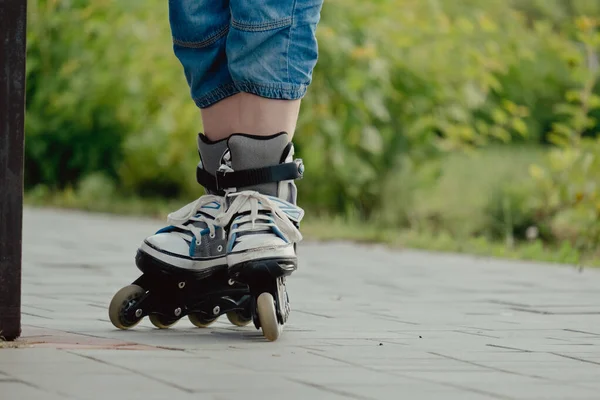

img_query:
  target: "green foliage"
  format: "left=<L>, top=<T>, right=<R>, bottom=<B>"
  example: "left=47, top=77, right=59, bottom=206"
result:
left=25, top=0, right=129, bottom=187
left=300, top=0, right=537, bottom=217
left=24, top=0, right=600, bottom=258
left=528, top=17, right=600, bottom=253
left=25, top=0, right=199, bottom=198
left=483, top=182, right=542, bottom=246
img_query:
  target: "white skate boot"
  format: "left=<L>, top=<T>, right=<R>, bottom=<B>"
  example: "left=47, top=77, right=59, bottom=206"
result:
left=108, top=134, right=252, bottom=331
left=213, top=132, right=305, bottom=341
left=138, top=134, right=229, bottom=274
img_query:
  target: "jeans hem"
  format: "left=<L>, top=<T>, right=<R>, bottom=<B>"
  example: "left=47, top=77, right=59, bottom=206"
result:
left=193, top=83, right=240, bottom=108
left=194, top=81, right=309, bottom=108
left=235, top=81, right=308, bottom=100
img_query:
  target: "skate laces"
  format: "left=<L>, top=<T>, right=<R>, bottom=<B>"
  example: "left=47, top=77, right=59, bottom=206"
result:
left=166, top=194, right=223, bottom=245
left=214, top=191, right=303, bottom=244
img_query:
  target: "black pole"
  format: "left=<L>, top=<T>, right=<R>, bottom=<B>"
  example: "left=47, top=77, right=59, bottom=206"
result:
left=0, top=0, right=27, bottom=341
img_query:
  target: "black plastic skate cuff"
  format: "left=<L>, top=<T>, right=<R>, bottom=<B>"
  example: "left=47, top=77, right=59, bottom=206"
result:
left=196, top=167, right=219, bottom=193
left=215, top=160, right=304, bottom=191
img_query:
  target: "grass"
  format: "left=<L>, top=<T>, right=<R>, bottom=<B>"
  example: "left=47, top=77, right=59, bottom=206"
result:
left=24, top=145, right=600, bottom=268
left=302, top=217, right=591, bottom=266
left=411, top=144, right=547, bottom=237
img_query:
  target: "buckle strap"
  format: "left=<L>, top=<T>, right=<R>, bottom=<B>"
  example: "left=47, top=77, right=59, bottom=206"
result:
left=196, top=165, right=219, bottom=193
left=216, top=159, right=304, bottom=191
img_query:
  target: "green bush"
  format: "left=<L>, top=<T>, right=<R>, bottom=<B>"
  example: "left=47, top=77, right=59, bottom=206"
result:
left=25, top=0, right=199, bottom=198
left=24, top=0, right=600, bottom=255
left=25, top=0, right=129, bottom=187
left=518, top=17, right=600, bottom=252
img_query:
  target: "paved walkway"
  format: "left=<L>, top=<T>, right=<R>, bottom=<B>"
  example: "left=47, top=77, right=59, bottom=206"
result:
left=2, top=207, right=600, bottom=399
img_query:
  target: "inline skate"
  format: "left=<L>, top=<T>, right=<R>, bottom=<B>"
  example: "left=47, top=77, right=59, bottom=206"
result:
left=213, top=132, right=304, bottom=341
left=108, top=134, right=253, bottom=330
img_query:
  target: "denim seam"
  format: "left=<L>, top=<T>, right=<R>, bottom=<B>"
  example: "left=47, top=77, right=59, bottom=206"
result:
left=286, top=0, right=298, bottom=85
left=235, top=81, right=305, bottom=89
left=173, top=24, right=230, bottom=49
left=234, top=81, right=307, bottom=100
left=231, top=17, right=292, bottom=32
left=193, top=82, right=240, bottom=108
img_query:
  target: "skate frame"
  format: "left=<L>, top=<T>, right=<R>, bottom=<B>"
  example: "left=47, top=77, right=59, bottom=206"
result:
left=121, top=266, right=252, bottom=327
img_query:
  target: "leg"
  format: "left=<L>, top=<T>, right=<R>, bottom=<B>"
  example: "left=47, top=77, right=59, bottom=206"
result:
left=214, top=0, right=324, bottom=340
left=109, top=0, right=254, bottom=331
left=201, top=94, right=300, bottom=141
left=137, top=0, right=233, bottom=272
left=201, top=0, right=322, bottom=142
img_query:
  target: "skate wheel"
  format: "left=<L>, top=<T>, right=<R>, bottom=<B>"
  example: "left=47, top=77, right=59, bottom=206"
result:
left=257, top=292, right=282, bottom=341
left=226, top=311, right=252, bottom=327
left=108, top=284, right=145, bottom=330
left=149, top=314, right=178, bottom=329
left=188, top=313, right=217, bottom=328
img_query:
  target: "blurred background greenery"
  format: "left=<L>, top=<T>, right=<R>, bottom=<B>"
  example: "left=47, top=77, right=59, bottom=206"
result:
left=24, top=0, right=600, bottom=265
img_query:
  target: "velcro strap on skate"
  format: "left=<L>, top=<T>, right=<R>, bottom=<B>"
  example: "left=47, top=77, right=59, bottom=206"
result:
left=196, top=166, right=219, bottom=193
left=216, top=159, right=304, bottom=190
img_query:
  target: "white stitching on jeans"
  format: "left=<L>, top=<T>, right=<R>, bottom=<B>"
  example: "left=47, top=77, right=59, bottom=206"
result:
left=231, top=17, right=292, bottom=32
left=173, top=24, right=229, bottom=48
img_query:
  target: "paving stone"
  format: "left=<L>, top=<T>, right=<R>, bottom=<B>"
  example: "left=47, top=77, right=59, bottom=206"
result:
left=2, top=207, right=599, bottom=399
left=1, top=380, right=67, bottom=400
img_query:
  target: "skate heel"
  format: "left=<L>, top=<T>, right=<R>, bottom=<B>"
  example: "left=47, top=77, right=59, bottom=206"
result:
left=229, top=259, right=291, bottom=341
left=229, top=257, right=296, bottom=283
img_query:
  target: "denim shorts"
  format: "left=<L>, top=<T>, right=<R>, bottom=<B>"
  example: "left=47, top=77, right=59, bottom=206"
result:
left=168, top=0, right=324, bottom=108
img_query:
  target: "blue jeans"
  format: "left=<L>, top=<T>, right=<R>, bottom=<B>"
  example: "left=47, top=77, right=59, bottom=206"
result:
left=168, top=0, right=324, bottom=108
